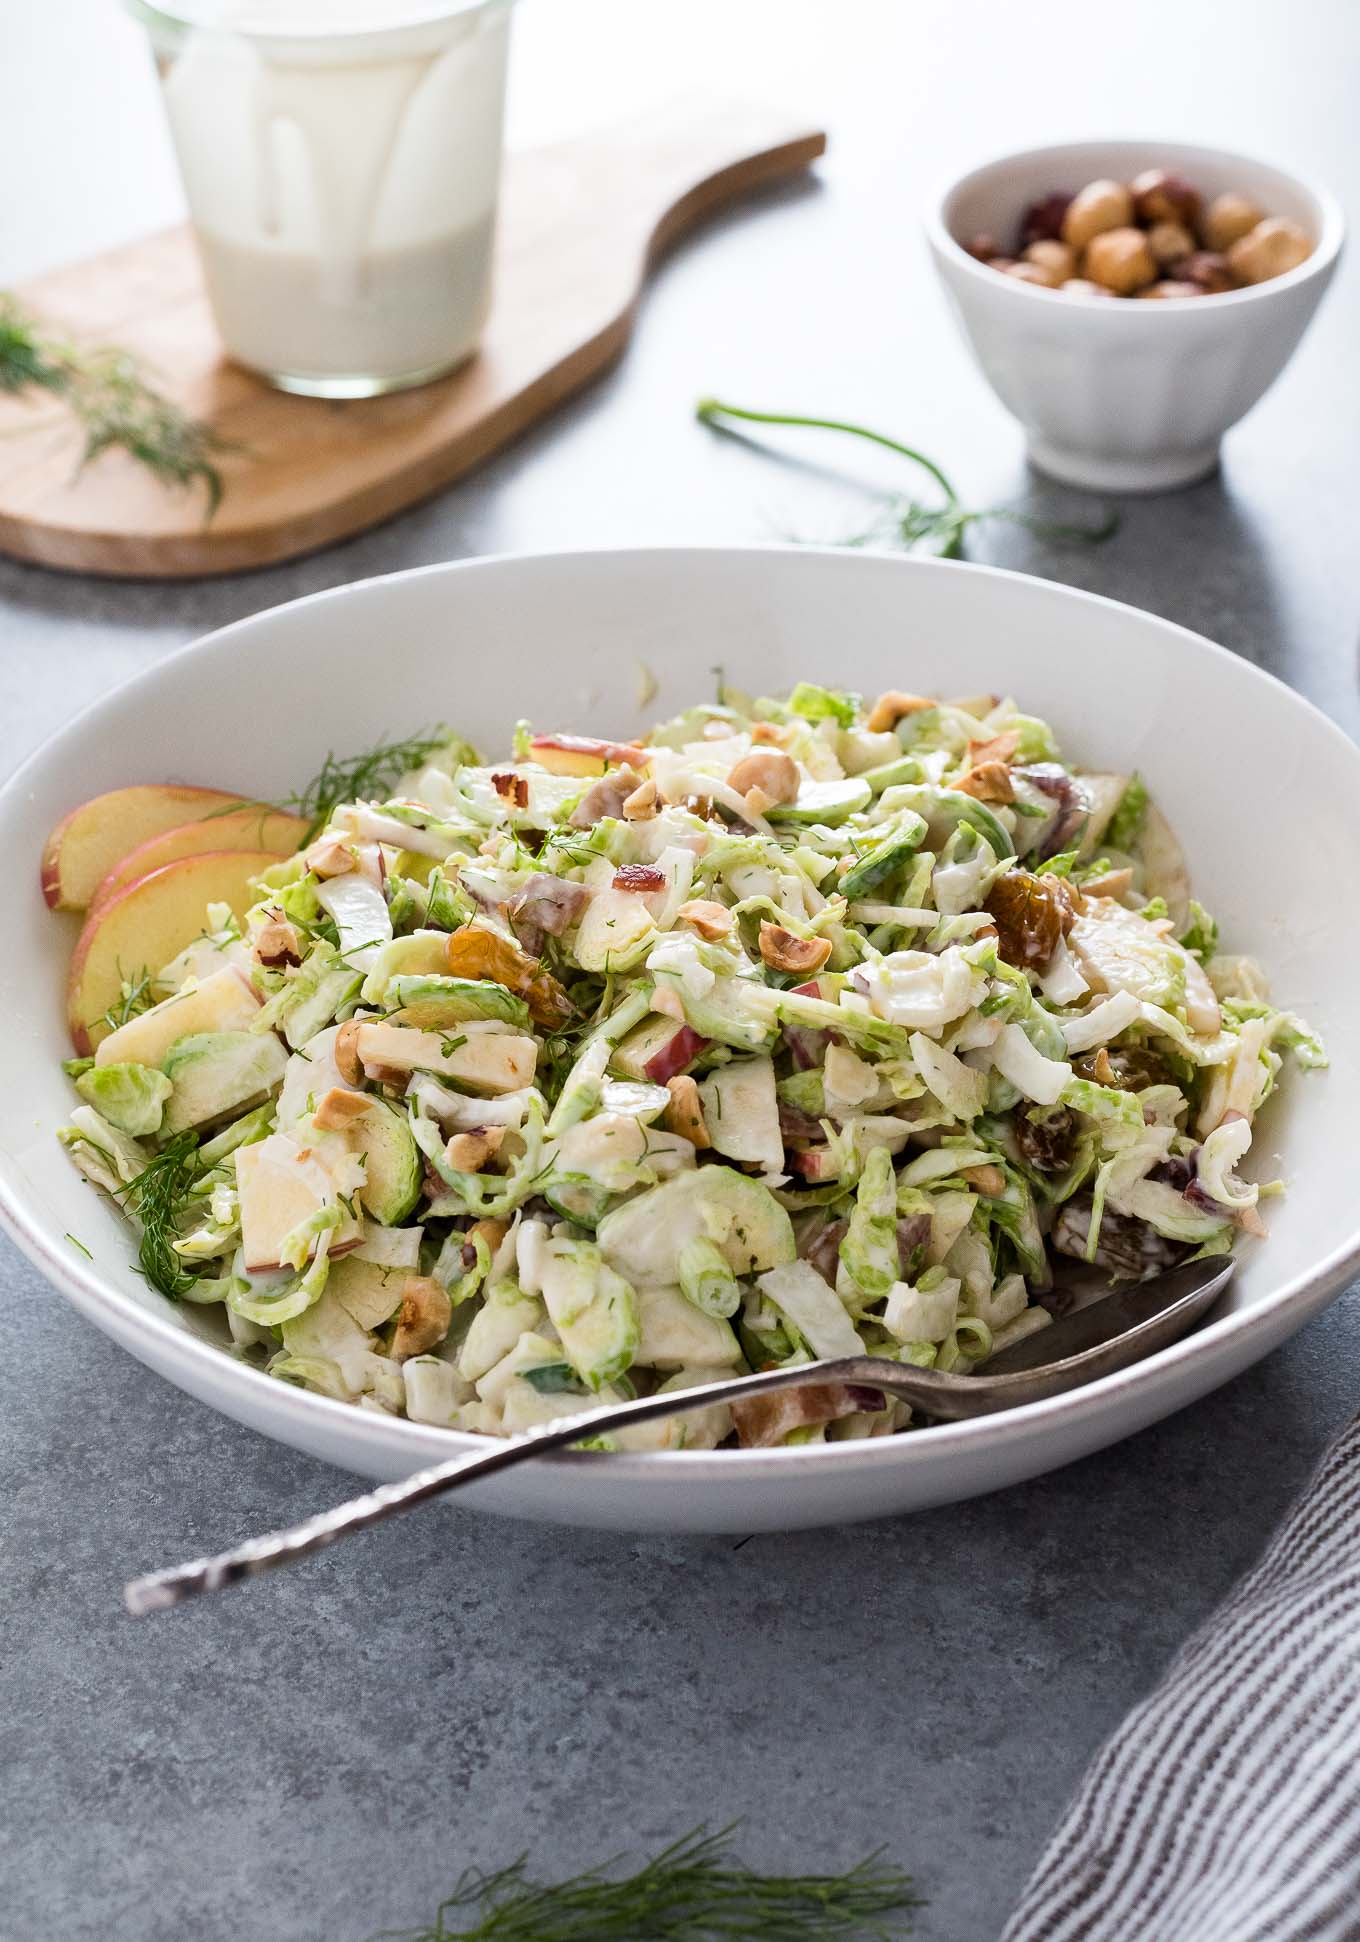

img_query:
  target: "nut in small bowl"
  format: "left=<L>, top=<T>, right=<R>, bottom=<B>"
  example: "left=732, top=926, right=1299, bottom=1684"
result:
left=928, top=140, right=1342, bottom=492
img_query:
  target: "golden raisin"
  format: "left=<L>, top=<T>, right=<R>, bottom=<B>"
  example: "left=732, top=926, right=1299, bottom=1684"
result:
left=445, top=924, right=574, bottom=1030
left=983, top=869, right=1077, bottom=969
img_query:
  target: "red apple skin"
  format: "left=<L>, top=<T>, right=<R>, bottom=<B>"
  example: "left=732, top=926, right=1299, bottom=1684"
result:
left=42, top=784, right=247, bottom=912
left=66, top=848, right=279, bottom=1054
left=90, top=807, right=308, bottom=912
left=642, top=1023, right=710, bottom=1083
left=788, top=1148, right=836, bottom=1181
left=528, top=733, right=648, bottom=778
left=791, top=979, right=826, bottom=999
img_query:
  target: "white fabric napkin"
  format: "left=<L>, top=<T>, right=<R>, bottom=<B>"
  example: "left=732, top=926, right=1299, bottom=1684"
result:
left=1003, top=1411, right=1360, bottom=1941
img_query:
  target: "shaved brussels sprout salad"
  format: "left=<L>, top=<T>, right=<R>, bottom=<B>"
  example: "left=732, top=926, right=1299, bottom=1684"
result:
left=59, top=681, right=1324, bottom=1451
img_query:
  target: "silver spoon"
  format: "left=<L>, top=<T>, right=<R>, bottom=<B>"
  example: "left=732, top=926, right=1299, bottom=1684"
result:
left=125, top=1255, right=1232, bottom=1615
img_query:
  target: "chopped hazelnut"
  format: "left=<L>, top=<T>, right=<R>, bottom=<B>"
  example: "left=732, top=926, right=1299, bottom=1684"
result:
left=1084, top=227, right=1158, bottom=295
left=491, top=771, right=530, bottom=809
left=622, top=777, right=658, bottom=819
left=953, top=760, right=1014, bottom=803
left=1227, top=217, right=1312, bottom=284
left=961, top=1163, right=1006, bottom=1197
left=664, top=1074, right=711, bottom=1149
left=677, top=898, right=733, bottom=941
left=1060, top=278, right=1112, bottom=297
left=311, top=1086, right=373, bottom=1131
left=333, top=1018, right=366, bottom=1088
left=1082, top=866, right=1134, bottom=898
left=1062, top=179, right=1134, bottom=250
left=465, top=1217, right=508, bottom=1263
left=966, top=728, right=1021, bottom=768
left=727, top=748, right=800, bottom=807
left=1138, top=280, right=1203, bottom=300
left=446, top=1126, right=506, bottom=1172
left=866, top=690, right=933, bottom=733
left=1203, top=191, right=1265, bottom=253
left=758, top=921, right=833, bottom=975
left=252, top=908, right=303, bottom=968
left=391, top=1276, right=453, bottom=1360
left=304, top=834, right=357, bottom=879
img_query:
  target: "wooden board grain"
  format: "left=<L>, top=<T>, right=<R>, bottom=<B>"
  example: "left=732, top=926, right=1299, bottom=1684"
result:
left=0, top=101, right=825, bottom=580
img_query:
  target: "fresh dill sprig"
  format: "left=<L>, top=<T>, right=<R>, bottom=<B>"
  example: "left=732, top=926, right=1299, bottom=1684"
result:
left=373, top=1825, right=921, bottom=1941
left=116, top=1132, right=204, bottom=1301
left=251, top=730, right=453, bottom=843
left=696, top=397, right=1117, bottom=559
left=0, top=294, right=230, bottom=517
left=101, top=964, right=158, bottom=1036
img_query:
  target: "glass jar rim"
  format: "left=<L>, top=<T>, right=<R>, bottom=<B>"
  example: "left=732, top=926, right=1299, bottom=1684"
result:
left=126, top=0, right=511, bottom=50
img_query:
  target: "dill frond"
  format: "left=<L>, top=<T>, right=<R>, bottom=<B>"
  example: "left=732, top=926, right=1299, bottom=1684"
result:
left=0, top=295, right=229, bottom=517
left=100, top=964, right=158, bottom=1036
left=116, top=1132, right=204, bottom=1301
left=373, top=1824, right=921, bottom=1941
left=696, top=396, right=1117, bottom=559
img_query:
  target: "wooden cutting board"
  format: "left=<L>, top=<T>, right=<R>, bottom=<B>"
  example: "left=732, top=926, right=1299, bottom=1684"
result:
left=0, top=100, right=824, bottom=579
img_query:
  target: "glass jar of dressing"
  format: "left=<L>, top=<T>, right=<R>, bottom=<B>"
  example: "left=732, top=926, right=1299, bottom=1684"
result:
left=128, top=0, right=515, bottom=396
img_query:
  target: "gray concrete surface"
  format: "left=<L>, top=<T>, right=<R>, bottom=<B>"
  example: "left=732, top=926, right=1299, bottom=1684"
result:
left=2, top=4, right=1358, bottom=1937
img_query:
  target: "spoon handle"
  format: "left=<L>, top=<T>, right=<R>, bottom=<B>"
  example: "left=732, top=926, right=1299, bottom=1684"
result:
left=123, top=1258, right=1233, bottom=1615
left=122, top=1359, right=897, bottom=1615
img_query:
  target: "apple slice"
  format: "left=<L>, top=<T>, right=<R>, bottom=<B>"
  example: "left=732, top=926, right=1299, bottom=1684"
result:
left=528, top=733, right=647, bottom=778
left=91, top=806, right=308, bottom=911
left=67, top=849, right=279, bottom=1054
left=42, top=784, right=249, bottom=912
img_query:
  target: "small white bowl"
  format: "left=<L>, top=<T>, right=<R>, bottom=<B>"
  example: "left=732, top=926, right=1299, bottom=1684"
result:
left=928, top=140, right=1343, bottom=492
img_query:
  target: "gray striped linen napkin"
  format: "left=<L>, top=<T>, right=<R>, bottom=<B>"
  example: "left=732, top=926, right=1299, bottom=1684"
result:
left=1003, top=1410, right=1360, bottom=1942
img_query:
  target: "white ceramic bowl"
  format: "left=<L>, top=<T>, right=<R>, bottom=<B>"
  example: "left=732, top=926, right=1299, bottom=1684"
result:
left=3, top=547, right=1358, bottom=1533
left=928, top=140, right=1343, bottom=492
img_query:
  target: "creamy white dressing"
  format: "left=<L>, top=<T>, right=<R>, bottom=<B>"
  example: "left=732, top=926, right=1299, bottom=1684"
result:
left=152, top=0, right=512, bottom=388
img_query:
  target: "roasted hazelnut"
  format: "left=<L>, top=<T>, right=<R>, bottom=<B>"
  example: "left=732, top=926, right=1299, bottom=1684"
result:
left=1060, top=277, right=1112, bottom=297
left=310, top=1087, right=373, bottom=1130
left=1004, top=260, right=1060, bottom=288
left=1020, top=192, right=1073, bottom=247
left=866, top=690, right=933, bottom=733
left=334, top=1018, right=366, bottom=1088
left=1062, top=179, right=1134, bottom=250
left=1145, top=219, right=1196, bottom=267
left=758, top=921, right=832, bottom=976
left=1025, top=239, right=1077, bottom=282
left=676, top=898, right=732, bottom=941
left=963, top=232, right=1001, bottom=262
left=1203, top=191, right=1265, bottom=253
left=1130, top=168, right=1201, bottom=228
left=1084, top=226, right=1158, bottom=296
left=727, top=747, right=800, bottom=806
left=1227, top=217, right=1313, bottom=284
left=1137, top=280, right=1203, bottom=300
left=391, top=1276, right=452, bottom=1361
left=1177, top=250, right=1238, bottom=294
